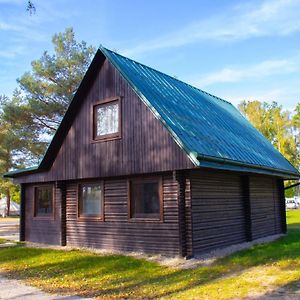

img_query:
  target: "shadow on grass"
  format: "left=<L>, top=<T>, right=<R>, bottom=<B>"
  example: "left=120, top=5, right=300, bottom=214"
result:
left=0, top=226, right=299, bottom=298
left=256, top=278, right=300, bottom=299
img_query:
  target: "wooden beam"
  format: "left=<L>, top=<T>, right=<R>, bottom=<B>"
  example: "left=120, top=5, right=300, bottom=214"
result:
left=278, top=179, right=287, bottom=234
left=56, top=181, right=67, bottom=246
left=20, top=183, right=26, bottom=242
left=241, top=176, right=252, bottom=241
left=176, top=171, right=187, bottom=257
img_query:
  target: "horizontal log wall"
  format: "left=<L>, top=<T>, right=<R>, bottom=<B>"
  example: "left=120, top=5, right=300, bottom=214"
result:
left=22, top=170, right=284, bottom=255
left=249, top=176, right=282, bottom=239
left=190, top=170, right=247, bottom=255
left=25, top=184, right=61, bottom=245
left=66, top=173, right=181, bottom=256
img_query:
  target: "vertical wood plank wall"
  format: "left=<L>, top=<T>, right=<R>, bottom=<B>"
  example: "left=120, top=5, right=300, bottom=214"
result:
left=65, top=173, right=181, bottom=256
left=25, top=184, right=61, bottom=245
left=16, top=58, right=193, bottom=184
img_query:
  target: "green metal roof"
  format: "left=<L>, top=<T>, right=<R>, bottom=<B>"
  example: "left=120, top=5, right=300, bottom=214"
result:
left=101, top=47, right=299, bottom=177
left=5, top=47, right=299, bottom=179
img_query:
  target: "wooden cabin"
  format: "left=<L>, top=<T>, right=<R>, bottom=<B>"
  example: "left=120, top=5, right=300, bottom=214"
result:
left=5, top=47, right=299, bottom=257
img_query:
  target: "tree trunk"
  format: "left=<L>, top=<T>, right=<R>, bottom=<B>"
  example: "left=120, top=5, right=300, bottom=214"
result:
left=6, top=189, right=10, bottom=216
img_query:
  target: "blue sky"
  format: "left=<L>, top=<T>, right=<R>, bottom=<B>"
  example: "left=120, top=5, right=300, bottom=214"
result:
left=1, top=0, right=300, bottom=108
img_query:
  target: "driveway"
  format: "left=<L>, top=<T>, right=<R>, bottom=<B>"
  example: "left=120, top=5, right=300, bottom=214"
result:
left=0, top=217, right=19, bottom=241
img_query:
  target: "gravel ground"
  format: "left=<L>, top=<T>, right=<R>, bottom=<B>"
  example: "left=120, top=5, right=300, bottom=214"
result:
left=25, top=233, right=284, bottom=269
left=0, top=275, right=92, bottom=300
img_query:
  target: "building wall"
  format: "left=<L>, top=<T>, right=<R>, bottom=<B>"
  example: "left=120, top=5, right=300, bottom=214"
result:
left=250, top=175, right=283, bottom=239
left=65, top=172, right=180, bottom=256
left=23, top=169, right=285, bottom=256
left=190, top=169, right=284, bottom=256
left=24, top=173, right=180, bottom=255
left=190, top=170, right=247, bottom=255
left=25, top=183, right=61, bottom=245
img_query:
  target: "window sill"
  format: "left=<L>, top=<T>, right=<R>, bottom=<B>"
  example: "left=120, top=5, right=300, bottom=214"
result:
left=129, top=217, right=162, bottom=223
left=77, top=216, right=103, bottom=222
left=91, top=135, right=121, bottom=143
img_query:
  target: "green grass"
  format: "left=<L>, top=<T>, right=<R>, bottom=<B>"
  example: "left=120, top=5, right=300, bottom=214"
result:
left=0, top=211, right=299, bottom=299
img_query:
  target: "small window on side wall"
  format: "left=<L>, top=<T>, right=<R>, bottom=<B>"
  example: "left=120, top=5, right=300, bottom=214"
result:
left=34, top=186, right=53, bottom=218
left=93, top=98, right=121, bottom=141
left=129, top=177, right=162, bottom=221
left=78, top=183, right=103, bottom=219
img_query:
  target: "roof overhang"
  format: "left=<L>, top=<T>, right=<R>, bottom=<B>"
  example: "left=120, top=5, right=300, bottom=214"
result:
left=196, top=153, right=300, bottom=179
left=4, top=166, right=40, bottom=178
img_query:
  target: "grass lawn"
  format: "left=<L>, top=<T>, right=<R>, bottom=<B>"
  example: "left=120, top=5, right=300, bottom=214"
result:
left=0, top=211, right=299, bottom=299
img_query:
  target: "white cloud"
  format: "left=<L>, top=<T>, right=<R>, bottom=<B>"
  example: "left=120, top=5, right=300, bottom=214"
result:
left=193, top=57, right=299, bottom=87
left=123, top=0, right=300, bottom=57
left=219, top=87, right=300, bottom=110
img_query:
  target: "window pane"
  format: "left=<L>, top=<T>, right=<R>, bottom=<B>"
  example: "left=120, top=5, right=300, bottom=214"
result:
left=81, top=184, right=102, bottom=216
left=131, top=181, right=160, bottom=218
left=96, top=103, right=119, bottom=136
left=35, top=186, right=53, bottom=216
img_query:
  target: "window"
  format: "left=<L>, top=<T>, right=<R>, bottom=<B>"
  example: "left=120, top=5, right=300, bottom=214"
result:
left=79, top=183, right=103, bottom=219
left=34, top=186, right=53, bottom=217
left=93, top=98, right=120, bottom=141
left=129, top=178, right=162, bottom=220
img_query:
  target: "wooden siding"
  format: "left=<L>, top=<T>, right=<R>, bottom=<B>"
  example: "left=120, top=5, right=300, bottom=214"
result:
left=190, top=170, right=247, bottom=255
left=25, top=184, right=61, bottom=245
left=16, top=59, right=193, bottom=184
left=65, top=173, right=180, bottom=256
left=190, top=170, right=284, bottom=256
left=249, top=176, right=282, bottom=239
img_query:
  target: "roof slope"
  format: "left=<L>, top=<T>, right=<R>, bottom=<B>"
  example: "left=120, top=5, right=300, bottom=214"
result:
left=102, top=47, right=299, bottom=177
left=5, top=47, right=299, bottom=178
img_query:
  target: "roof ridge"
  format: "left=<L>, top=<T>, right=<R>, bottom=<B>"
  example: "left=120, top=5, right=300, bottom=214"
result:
left=101, top=46, right=232, bottom=106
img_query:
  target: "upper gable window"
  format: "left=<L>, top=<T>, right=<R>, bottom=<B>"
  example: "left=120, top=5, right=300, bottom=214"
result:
left=93, top=98, right=121, bottom=141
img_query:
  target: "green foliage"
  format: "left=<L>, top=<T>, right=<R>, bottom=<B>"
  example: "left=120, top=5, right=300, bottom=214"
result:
left=238, top=100, right=298, bottom=167
left=285, top=187, right=294, bottom=198
left=17, top=27, right=95, bottom=134
left=0, top=211, right=299, bottom=299
left=239, top=100, right=300, bottom=197
left=0, top=28, right=95, bottom=213
left=10, top=185, right=20, bottom=204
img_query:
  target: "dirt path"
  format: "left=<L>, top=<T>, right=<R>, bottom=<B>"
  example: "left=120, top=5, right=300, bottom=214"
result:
left=0, top=275, right=92, bottom=300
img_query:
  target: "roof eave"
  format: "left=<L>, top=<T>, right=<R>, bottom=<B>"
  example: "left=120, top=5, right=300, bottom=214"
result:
left=3, top=166, right=40, bottom=179
left=197, top=154, right=300, bottom=179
